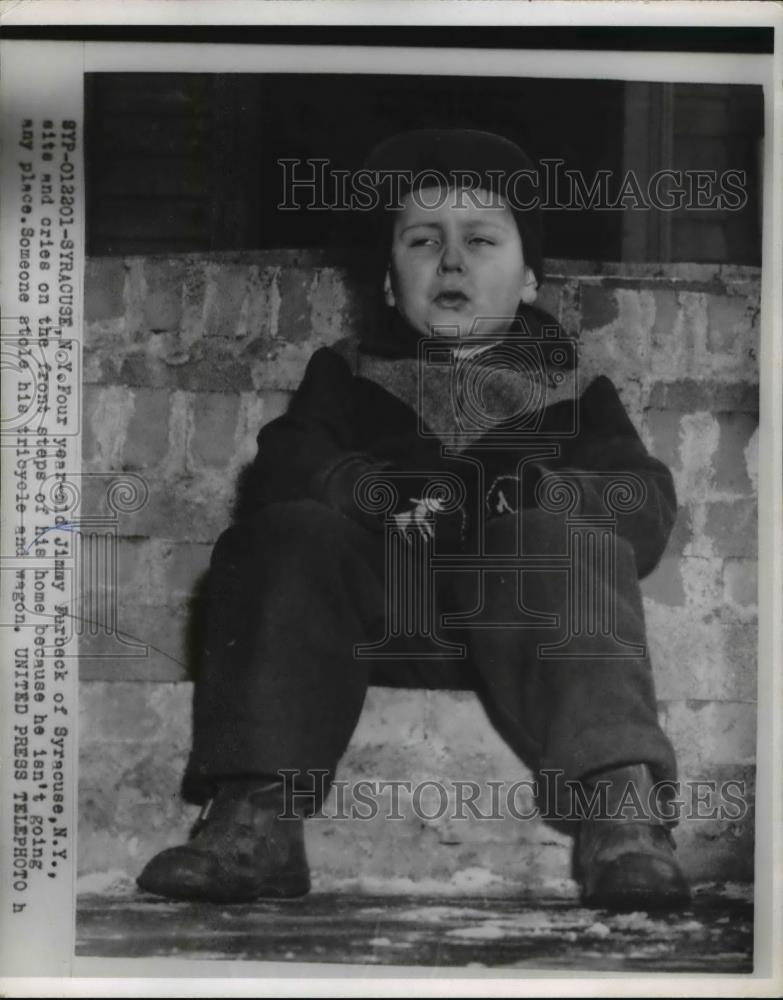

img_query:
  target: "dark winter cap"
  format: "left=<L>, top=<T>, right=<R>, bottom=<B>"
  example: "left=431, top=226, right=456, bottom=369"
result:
left=363, top=128, right=544, bottom=287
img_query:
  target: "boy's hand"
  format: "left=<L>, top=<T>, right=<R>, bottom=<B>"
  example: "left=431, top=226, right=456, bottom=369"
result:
left=392, top=496, right=445, bottom=541
left=485, top=475, right=521, bottom=517
left=485, top=466, right=546, bottom=518
left=392, top=496, right=466, bottom=548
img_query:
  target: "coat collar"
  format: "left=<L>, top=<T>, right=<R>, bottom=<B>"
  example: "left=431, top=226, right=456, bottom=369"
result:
left=358, top=303, right=570, bottom=363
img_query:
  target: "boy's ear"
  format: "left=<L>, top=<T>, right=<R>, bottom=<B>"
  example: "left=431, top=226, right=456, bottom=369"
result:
left=519, top=265, right=538, bottom=305
left=383, top=267, right=396, bottom=308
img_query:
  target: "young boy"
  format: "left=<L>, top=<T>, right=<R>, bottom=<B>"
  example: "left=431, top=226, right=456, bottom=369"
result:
left=138, top=129, right=690, bottom=910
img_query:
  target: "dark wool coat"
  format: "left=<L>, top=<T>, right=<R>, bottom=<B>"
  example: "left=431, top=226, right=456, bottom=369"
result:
left=248, top=305, right=677, bottom=579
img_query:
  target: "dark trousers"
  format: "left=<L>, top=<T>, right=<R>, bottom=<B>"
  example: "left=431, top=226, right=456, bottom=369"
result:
left=184, top=499, right=676, bottom=813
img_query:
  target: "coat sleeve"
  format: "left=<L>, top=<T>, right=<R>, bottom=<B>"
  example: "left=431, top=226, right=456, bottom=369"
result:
left=551, top=375, right=677, bottom=579
left=247, top=346, right=391, bottom=529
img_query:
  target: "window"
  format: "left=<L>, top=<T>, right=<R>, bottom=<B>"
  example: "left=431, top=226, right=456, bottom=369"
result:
left=86, top=74, right=762, bottom=266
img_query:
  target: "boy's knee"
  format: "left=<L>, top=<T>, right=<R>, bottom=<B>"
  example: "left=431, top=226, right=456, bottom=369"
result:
left=212, top=500, right=358, bottom=564
left=486, top=508, right=638, bottom=568
left=484, top=507, right=568, bottom=556
left=249, top=499, right=334, bottom=532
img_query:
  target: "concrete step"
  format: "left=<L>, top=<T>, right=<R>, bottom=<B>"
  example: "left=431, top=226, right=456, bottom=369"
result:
left=76, top=888, right=754, bottom=970
left=79, top=681, right=755, bottom=894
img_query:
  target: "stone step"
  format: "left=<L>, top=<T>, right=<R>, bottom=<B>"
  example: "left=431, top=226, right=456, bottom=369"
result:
left=76, top=890, right=754, bottom=970
left=79, top=681, right=755, bottom=894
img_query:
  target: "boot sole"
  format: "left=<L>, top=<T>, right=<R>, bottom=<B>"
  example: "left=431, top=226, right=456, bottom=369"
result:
left=583, top=888, right=691, bottom=912
left=136, top=875, right=311, bottom=904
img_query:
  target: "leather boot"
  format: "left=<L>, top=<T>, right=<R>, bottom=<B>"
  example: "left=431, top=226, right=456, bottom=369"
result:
left=575, top=763, right=690, bottom=911
left=136, top=780, right=311, bottom=903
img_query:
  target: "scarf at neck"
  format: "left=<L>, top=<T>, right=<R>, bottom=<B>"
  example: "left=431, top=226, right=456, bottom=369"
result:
left=333, top=305, right=580, bottom=451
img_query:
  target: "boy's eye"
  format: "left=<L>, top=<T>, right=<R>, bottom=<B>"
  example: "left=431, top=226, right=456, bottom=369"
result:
left=409, top=236, right=439, bottom=247
left=469, top=235, right=495, bottom=246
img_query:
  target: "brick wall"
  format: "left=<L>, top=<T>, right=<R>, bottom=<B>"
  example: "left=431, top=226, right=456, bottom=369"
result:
left=78, top=252, right=759, bottom=889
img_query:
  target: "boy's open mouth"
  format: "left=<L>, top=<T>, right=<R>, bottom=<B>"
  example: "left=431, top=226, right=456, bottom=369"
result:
left=434, top=291, right=470, bottom=308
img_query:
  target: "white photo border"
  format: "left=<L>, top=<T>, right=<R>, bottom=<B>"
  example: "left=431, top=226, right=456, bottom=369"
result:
left=0, top=1, right=780, bottom=996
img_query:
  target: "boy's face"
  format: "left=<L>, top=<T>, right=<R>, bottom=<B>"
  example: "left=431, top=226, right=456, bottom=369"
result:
left=384, top=185, right=538, bottom=340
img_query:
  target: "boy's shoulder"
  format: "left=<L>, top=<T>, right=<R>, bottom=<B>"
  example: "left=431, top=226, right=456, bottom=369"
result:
left=322, top=335, right=360, bottom=374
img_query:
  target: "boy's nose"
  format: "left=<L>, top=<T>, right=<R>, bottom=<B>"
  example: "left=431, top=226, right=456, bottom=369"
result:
left=438, top=241, right=466, bottom=273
